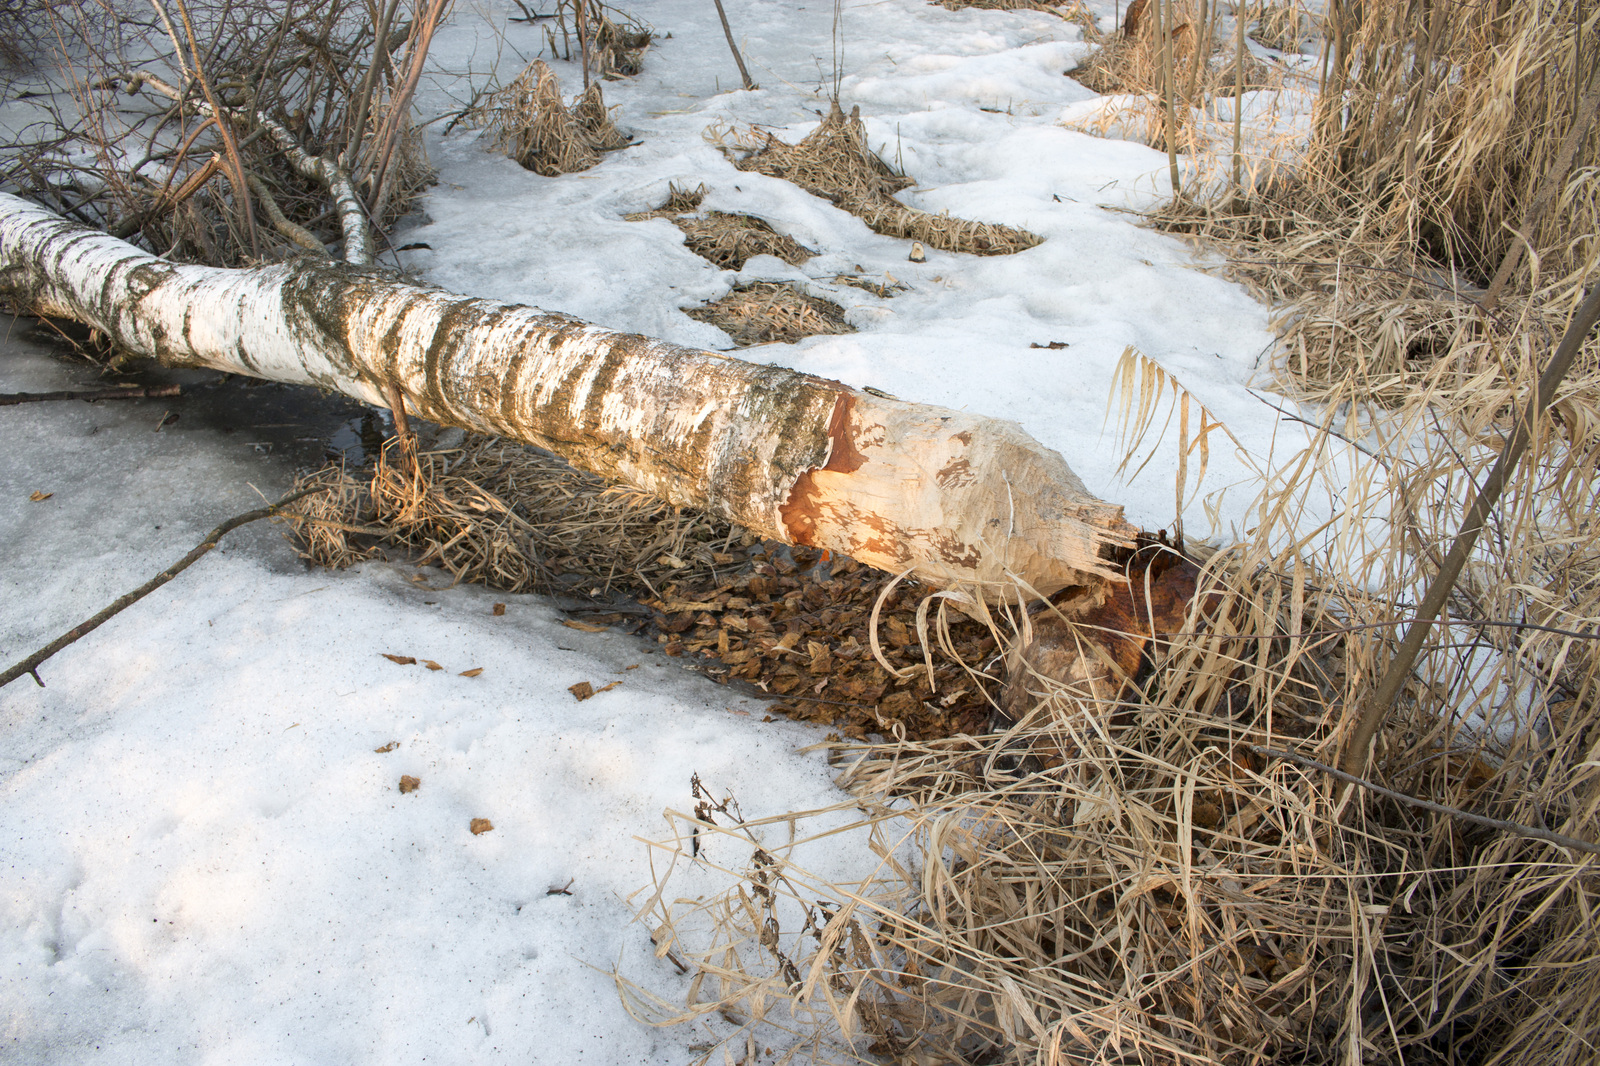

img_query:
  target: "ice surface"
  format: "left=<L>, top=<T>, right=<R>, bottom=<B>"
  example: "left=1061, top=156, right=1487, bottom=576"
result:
left=3, top=1, right=1376, bottom=1061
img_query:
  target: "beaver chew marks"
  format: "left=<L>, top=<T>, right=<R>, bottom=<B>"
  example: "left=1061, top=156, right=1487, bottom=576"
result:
left=778, top=391, right=865, bottom=547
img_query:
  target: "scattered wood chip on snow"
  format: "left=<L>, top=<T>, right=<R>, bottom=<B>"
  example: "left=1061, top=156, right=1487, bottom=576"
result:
left=399, top=775, right=420, bottom=793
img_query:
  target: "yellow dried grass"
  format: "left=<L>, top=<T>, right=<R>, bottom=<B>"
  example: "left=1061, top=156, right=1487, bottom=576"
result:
left=722, top=102, right=1043, bottom=257
left=625, top=345, right=1600, bottom=1065
left=282, top=436, right=732, bottom=599
left=626, top=185, right=815, bottom=270
left=687, top=281, right=854, bottom=348
left=473, top=59, right=628, bottom=176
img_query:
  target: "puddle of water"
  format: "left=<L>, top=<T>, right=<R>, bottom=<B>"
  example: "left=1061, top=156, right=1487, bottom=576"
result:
left=9, top=316, right=389, bottom=468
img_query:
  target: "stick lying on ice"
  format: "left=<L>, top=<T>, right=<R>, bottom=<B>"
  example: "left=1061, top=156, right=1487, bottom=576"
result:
left=0, top=193, right=1136, bottom=596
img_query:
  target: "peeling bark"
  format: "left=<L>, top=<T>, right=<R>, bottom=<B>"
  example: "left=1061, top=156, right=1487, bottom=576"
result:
left=0, top=193, right=1137, bottom=596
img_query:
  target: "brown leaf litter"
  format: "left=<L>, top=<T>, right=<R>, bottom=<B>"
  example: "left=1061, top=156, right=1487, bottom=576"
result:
left=285, top=436, right=1015, bottom=741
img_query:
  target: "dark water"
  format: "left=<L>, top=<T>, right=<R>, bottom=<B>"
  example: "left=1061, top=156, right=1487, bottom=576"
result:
left=11, top=317, right=390, bottom=469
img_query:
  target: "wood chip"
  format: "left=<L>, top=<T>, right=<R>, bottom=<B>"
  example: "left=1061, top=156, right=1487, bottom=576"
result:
left=659, top=600, right=724, bottom=613
left=470, top=817, right=494, bottom=835
left=374, top=742, right=398, bottom=753
left=28, top=490, right=52, bottom=501
left=422, top=660, right=444, bottom=671
left=570, top=680, right=621, bottom=700
left=459, top=667, right=484, bottom=677
left=562, top=619, right=609, bottom=632
left=382, top=653, right=417, bottom=665
left=399, top=775, right=420, bottom=793
left=492, top=603, right=506, bottom=616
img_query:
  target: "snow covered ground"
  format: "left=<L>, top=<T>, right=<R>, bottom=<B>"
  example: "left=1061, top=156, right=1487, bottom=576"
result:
left=3, top=2, right=1354, bottom=1062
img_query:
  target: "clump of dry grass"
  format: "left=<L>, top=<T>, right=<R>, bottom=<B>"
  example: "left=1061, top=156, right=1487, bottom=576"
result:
left=1310, top=0, right=1598, bottom=293
left=473, top=59, right=628, bottom=176
left=721, top=102, right=1043, bottom=256
left=283, top=436, right=730, bottom=599
left=537, top=0, right=652, bottom=79
left=624, top=348, right=1600, bottom=1065
left=1248, top=1, right=1314, bottom=52
left=687, top=282, right=854, bottom=347
left=934, top=0, right=1096, bottom=23
left=626, top=184, right=814, bottom=270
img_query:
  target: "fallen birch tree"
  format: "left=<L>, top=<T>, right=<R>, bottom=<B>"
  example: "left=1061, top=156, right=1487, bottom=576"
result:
left=0, top=192, right=1136, bottom=597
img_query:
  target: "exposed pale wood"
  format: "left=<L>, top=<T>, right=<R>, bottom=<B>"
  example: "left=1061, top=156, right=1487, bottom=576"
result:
left=0, top=193, right=1136, bottom=596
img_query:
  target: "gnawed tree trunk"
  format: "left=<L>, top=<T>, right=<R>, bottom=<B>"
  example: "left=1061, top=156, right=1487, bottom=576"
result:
left=0, top=193, right=1137, bottom=597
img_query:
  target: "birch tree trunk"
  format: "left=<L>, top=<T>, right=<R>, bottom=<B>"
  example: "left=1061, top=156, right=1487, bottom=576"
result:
left=0, top=193, right=1137, bottom=596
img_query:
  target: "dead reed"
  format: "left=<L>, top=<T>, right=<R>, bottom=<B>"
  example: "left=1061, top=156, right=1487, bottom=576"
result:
left=625, top=344, right=1600, bottom=1064
left=626, top=184, right=815, bottom=270
left=722, top=102, right=1043, bottom=257
left=535, top=0, right=653, bottom=80
left=284, top=437, right=730, bottom=600
left=687, top=282, right=854, bottom=347
left=1146, top=0, right=1599, bottom=403
left=474, top=59, right=629, bottom=176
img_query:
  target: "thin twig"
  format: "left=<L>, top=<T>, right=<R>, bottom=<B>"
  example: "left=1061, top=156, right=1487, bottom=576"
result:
left=173, top=0, right=259, bottom=257
left=384, top=379, right=421, bottom=481
left=1251, top=745, right=1600, bottom=859
left=710, top=0, right=757, bottom=91
left=245, top=173, right=329, bottom=256
left=0, top=484, right=327, bottom=689
left=0, top=384, right=181, bottom=406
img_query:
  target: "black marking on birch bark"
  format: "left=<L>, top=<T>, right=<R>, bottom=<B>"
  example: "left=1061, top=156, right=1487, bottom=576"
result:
left=496, top=318, right=539, bottom=433
left=421, top=297, right=487, bottom=425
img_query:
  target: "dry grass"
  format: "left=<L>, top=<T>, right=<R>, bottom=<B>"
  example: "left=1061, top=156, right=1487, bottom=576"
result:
left=626, top=184, right=815, bottom=270
left=538, top=0, right=653, bottom=79
left=623, top=343, right=1600, bottom=1065
left=721, top=102, right=1043, bottom=257
left=687, top=282, right=854, bottom=347
left=284, top=437, right=730, bottom=600
left=473, top=59, right=629, bottom=176
left=1061, top=0, right=1316, bottom=199
left=934, top=0, right=1096, bottom=21
left=1310, top=0, right=1598, bottom=292
left=1248, top=1, right=1315, bottom=53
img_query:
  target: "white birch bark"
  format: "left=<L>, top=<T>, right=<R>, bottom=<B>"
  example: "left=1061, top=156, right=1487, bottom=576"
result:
left=0, top=193, right=1137, bottom=595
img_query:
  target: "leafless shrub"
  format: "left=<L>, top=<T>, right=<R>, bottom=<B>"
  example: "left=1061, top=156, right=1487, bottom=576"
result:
left=0, top=0, right=445, bottom=267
